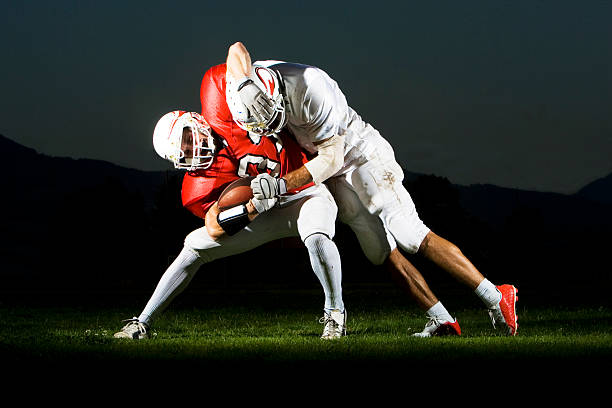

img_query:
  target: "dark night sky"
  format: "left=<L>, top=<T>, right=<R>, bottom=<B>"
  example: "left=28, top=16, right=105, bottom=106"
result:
left=1, top=1, right=610, bottom=194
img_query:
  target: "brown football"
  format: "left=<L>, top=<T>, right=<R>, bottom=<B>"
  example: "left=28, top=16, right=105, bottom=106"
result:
left=217, top=176, right=254, bottom=210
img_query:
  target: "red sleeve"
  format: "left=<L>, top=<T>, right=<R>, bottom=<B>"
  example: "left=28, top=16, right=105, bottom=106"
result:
left=200, top=63, right=249, bottom=144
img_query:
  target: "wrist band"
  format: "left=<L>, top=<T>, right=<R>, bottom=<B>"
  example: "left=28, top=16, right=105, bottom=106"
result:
left=217, top=204, right=250, bottom=235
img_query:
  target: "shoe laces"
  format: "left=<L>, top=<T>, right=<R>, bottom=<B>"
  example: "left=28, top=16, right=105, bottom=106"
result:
left=425, top=316, right=442, bottom=328
left=120, top=317, right=148, bottom=336
left=487, top=308, right=497, bottom=328
left=488, top=303, right=506, bottom=329
left=319, top=313, right=341, bottom=336
left=420, top=316, right=445, bottom=334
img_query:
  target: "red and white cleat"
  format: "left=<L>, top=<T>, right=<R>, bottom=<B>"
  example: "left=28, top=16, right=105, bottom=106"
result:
left=413, top=317, right=462, bottom=337
left=488, top=284, right=518, bottom=336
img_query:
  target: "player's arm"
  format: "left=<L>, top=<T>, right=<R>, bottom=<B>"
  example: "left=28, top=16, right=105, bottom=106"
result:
left=226, top=42, right=252, bottom=81
left=204, top=200, right=260, bottom=240
left=226, top=42, right=274, bottom=123
left=251, top=134, right=345, bottom=197
left=293, top=134, right=345, bottom=186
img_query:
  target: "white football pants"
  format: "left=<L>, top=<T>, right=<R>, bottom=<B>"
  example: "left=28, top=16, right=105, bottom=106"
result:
left=328, top=125, right=430, bottom=263
left=184, top=184, right=337, bottom=261
left=138, top=184, right=343, bottom=324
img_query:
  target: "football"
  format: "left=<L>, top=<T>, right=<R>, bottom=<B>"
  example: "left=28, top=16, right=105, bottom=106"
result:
left=217, top=176, right=254, bottom=210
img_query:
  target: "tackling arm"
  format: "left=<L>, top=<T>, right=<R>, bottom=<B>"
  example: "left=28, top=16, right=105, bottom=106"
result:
left=283, top=133, right=346, bottom=190
left=251, top=134, right=345, bottom=198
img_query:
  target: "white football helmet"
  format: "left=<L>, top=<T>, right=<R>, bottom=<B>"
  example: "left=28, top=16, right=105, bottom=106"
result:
left=152, top=111, right=216, bottom=171
left=226, top=65, right=286, bottom=136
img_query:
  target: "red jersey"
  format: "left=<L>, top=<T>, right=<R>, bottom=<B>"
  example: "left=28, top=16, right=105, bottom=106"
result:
left=181, top=63, right=313, bottom=219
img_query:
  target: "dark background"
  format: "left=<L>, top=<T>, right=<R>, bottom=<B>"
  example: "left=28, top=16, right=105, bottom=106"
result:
left=0, top=2, right=610, bottom=309
left=1, top=134, right=610, bottom=309
left=1, top=1, right=611, bottom=195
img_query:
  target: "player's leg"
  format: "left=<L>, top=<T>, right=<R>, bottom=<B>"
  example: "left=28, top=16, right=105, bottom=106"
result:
left=347, top=137, right=479, bottom=283
left=137, top=246, right=201, bottom=326
left=386, top=248, right=437, bottom=309
left=114, top=209, right=301, bottom=339
left=327, top=175, right=459, bottom=336
left=418, top=232, right=484, bottom=289
left=328, top=174, right=439, bottom=304
left=292, top=185, right=346, bottom=338
left=325, top=176, right=394, bottom=265
left=194, top=191, right=348, bottom=336
left=420, top=233, right=519, bottom=335
left=114, top=245, right=202, bottom=339
left=350, top=138, right=517, bottom=335
left=374, top=181, right=516, bottom=334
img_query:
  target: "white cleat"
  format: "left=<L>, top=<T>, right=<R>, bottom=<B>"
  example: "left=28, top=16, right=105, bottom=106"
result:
left=113, top=317, right=152, bottom=339
left=319, top=309, right=347, bottom=340
left=412, top=316, right=462, bottom=338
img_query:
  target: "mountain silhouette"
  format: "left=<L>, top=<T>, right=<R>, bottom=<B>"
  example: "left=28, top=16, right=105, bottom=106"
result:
left=0, top=134, right=174, bottom=212
left=576, top=173, right=612, bottom=205
left=1, top=134, right=610, bottom=306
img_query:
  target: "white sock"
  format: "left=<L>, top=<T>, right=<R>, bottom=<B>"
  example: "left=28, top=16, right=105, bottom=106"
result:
left=474, top=278, right=502, bottom=308
left=138, top=247, right=203, bottom=325
left=304, top=233, right=344, bottom=313
left=426, top=301, right=454, bottom=322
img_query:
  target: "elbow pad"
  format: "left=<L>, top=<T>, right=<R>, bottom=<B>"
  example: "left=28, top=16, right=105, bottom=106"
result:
left=304, top=134, right=345, bottom=185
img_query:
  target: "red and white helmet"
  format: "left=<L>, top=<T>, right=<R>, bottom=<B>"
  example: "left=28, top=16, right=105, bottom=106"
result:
left=226, top=64, right=286, bottom=136
left=152, top=111, right=216, bottom=170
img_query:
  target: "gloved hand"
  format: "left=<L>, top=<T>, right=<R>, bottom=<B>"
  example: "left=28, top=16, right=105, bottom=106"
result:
left=237, top=78, right=275, bottom=125
left=250, top=196, right=277, bottom=214
left=251, top=173, right=287, bottom=200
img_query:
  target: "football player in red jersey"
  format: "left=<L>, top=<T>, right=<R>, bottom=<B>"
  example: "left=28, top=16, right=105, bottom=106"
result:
left=114, top=110, right=347, bottom=340
left=220, top=42, right=518, bottom=337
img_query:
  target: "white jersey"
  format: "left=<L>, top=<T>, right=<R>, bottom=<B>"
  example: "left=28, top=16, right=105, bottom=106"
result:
left=255, top=60, right=429, bottom=257
left=255, top=60, right=391, bottom=177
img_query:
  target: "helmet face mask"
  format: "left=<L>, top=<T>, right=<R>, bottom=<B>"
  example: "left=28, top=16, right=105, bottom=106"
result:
left=153, top=111, right=216, bottom=171
left=227, top=65, right=286, bottom=136
left=176, top=124, right=215, bottom=170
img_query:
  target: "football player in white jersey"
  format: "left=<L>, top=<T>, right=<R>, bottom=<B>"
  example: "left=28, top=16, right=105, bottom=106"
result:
left=224, top=42, right=518, bottom=336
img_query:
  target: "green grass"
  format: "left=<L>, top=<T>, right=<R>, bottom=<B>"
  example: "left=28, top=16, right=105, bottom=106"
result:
left=2, top=289, right=611, bottom=375
left=2, top=290, right=610, bottom=398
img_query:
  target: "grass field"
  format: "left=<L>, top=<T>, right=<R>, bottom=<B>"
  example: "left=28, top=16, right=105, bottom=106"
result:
left=2, top=286, right=610, bottom=362
left=1, top=285, right=611, bottom=393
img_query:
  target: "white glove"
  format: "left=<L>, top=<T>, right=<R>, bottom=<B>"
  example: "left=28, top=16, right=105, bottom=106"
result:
left=250, top=196, right=277, bottom=214
left=251, top=173, right=287, bottom=200
left=237, top=78, right=275, bottom=124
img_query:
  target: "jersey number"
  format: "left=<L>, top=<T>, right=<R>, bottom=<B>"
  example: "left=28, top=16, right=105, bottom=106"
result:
left=237, top=154, right=280, bottom=178
left=237, top=133, right=284, bottom=177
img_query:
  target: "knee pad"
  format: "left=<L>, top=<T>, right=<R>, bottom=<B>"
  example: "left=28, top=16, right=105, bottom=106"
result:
left=184, top=227, right=219, bottom=264
left=297, top=193, right=337, bottom=242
